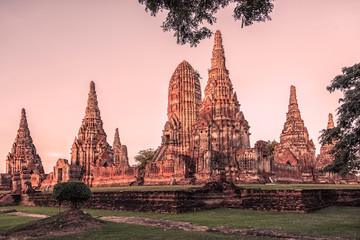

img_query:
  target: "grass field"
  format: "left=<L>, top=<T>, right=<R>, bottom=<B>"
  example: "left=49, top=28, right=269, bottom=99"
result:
left=1, top=205, right=359, bottom=239
left=237, top=183, right=360, bottom=190
left=37, top=184, right=360, bottom=194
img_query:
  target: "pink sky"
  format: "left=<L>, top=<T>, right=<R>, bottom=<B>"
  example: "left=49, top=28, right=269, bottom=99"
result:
left=0, top=0, right=359, bottom=173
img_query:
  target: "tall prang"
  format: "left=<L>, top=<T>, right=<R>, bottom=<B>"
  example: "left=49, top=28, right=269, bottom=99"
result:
left=191, top=30, right=251, bottom=182
left=145, top=60, right=202, bottom=185
left=6, top=108, right=44, bottom=187
left=40, top=82, right=137, bottom=189
left=70, top=81, right=114, bottom=185
left=316, top=113, right=336, bottom=169
left=273, top=85, right=316, bottom=182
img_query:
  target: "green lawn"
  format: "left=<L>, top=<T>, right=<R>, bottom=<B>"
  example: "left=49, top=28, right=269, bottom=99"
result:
left=237, top=184, right=360, bottom=190
left=41, top=221, right=267, bottom=240
left=39, top=184, right=360, bottom=193
left=0, top=213, right=37, bottom=232
left=1, top=206, right=359, bottom=239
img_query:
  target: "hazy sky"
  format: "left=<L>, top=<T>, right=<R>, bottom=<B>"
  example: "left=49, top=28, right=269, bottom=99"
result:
left=1, top=0, right=359, bottom=173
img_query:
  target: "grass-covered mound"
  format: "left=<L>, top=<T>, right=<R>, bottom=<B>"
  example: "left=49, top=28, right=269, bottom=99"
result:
left=0, top=208, right=103, bottom=239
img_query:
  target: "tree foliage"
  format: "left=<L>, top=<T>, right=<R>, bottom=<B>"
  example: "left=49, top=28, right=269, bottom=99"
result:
left=53, top=181, right=92, bottom=209
left=135, top=148, right=157, bottom=175
left=138, top=0, right=274, bottom=46
left=320, top=62, right=360, bottom=175
left=267, top=140, right=278, bottom=154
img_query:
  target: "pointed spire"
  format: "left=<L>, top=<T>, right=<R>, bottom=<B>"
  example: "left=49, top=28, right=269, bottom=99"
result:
left=327, top=113, right=334, bottom=129
left=16, top=108, right=32, bottom=142
left=85, top=81, right=101, bottom=119
left=113, top=128, right=121, bottom=148
left=19, top=108, right=28, bottom=129
left=286, top=85, right=301, bottom=119
left=211, top=30, right=226, bottom=70
left=289, top=85, right=298, bottom=105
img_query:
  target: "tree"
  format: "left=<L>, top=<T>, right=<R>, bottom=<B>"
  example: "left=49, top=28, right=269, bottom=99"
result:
left=320, top=62, right=360, bottom=175
left=138, top=0, right=275, bottom=46
left=267, top=140, right=278, bottom=155
left=53, top=181, right=92, bottom=211
left=135, top=148, right=157, bottom=175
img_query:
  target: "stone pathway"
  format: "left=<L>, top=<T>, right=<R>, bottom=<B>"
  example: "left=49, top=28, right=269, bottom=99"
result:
left=0, top=209, right=48, bottom=218
left=0, top=209, right=356, bottom=240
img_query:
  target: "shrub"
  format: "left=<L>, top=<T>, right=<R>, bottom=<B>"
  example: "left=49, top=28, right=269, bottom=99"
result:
left=53, top=181, right=92, bottom=209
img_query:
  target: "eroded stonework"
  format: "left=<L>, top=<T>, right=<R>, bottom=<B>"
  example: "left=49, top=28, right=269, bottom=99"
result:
left=191, top=30, right=251, bottom=183
left=145, top=61, right=202, bottom=184
left=6, top=109, right=45, bottom=188
left=273, top=86, right=316, bottom=182
left=145, top=31, right=271, bottom=185
left=41, top=82, right=137, bottom=188
left=316, top=113, right=336, bottom=169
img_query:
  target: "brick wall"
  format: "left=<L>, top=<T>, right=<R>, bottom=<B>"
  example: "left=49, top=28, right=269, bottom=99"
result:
left=21, top=187, right=360, bottom=214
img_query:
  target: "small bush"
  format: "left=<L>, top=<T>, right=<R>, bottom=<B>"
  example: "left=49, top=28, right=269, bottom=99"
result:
left=53, top=181, right=92, bottom=209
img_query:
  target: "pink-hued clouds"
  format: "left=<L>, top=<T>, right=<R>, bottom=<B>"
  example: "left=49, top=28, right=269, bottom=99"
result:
left=0, top=0, right=359, bottom=173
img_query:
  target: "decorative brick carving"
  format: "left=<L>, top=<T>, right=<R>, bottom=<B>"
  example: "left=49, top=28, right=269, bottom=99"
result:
left=316, top=113, right=336, bottom=169
left=273, top=85, right=316, bottom=182
left=6, top=108, right=45, bottom=188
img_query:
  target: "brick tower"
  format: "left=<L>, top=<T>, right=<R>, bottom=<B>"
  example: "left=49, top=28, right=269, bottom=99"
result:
left=6, top=108, right=44, bottom=187
left=191, top=30, right=251, bottom=182
left=273, top=85, right=316, bottom=182
left=70, top=81, right=113, bottom=185
left=145, top=60, right=202, bottom=184
left=316, top=113, right=336, bottom=169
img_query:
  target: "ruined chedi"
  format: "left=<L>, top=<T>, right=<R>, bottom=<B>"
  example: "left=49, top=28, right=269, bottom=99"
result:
left=70, top=81, right=133, bottom=186
left=6, top=108, right=45, bottom=187
left=273, top=85, right=316, bottom=181
left=316, top=113, right=336, bottom=169
left=113, top=128, right=130, bottom=167
left=190, top=30, right=251, bottom=182
left=145, top=60, right=202, bottom=184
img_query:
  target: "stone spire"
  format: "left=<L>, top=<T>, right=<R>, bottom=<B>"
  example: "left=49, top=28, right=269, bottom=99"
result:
left=279, top=85, right=309, bottom=143
left=327, top=113, right=334, bottom=129
left=191, top=30, right=251, bottom=176
left=286, top=85, right=302, bottom=121
left=14, top=108, right=32, bottom=144
left=113, top=128, right=121, bottom=148
left=274, top=85, right=316, bottom=167
left=71, top=81, right=112, bottom=185
left=85, top=81, right=101, bottom=119
left=6, top=108, right=44, bottom=178
left=20, top=108, right=28, bottom=129
left=77, top=81, right=106, bottom=142
left=204, top=30, right=234, bottom=102
left=316, top=113, right=336, bottom=169
left=211, top=30, right=226, bottom=70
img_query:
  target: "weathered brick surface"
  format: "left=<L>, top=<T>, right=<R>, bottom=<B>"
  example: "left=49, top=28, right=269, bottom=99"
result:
left=316, top=114, right=336, bottom=169
left=5, top=109, right=45, bottom=188
left=273, top=86, right=316, bottom=182
left=23, top=187, right=360, bottom=214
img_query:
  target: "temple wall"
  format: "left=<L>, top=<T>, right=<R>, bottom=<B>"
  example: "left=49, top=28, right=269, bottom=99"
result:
left=20, top=188, right=360, bottom=214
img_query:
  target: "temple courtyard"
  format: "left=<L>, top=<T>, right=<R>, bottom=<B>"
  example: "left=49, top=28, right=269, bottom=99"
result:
left=0, top=204, right=359, bottom=239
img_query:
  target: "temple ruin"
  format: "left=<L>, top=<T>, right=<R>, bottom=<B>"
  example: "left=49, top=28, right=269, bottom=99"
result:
left=41, top=81, right=137, bottom=188
left=1, top=30, right=356, bottom=189
left=4, top=109, right=45, bottom=188
left=273, top=85, right=316, bottom=182
left=316, top=113, right=336, bottom=169
left=145, top=31, right=271, bottom=185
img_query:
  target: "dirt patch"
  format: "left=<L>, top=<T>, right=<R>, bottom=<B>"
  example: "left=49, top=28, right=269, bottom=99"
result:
left=0, top=208, right=103, bottom=240
left=100, top=216, right=209, bottom=231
